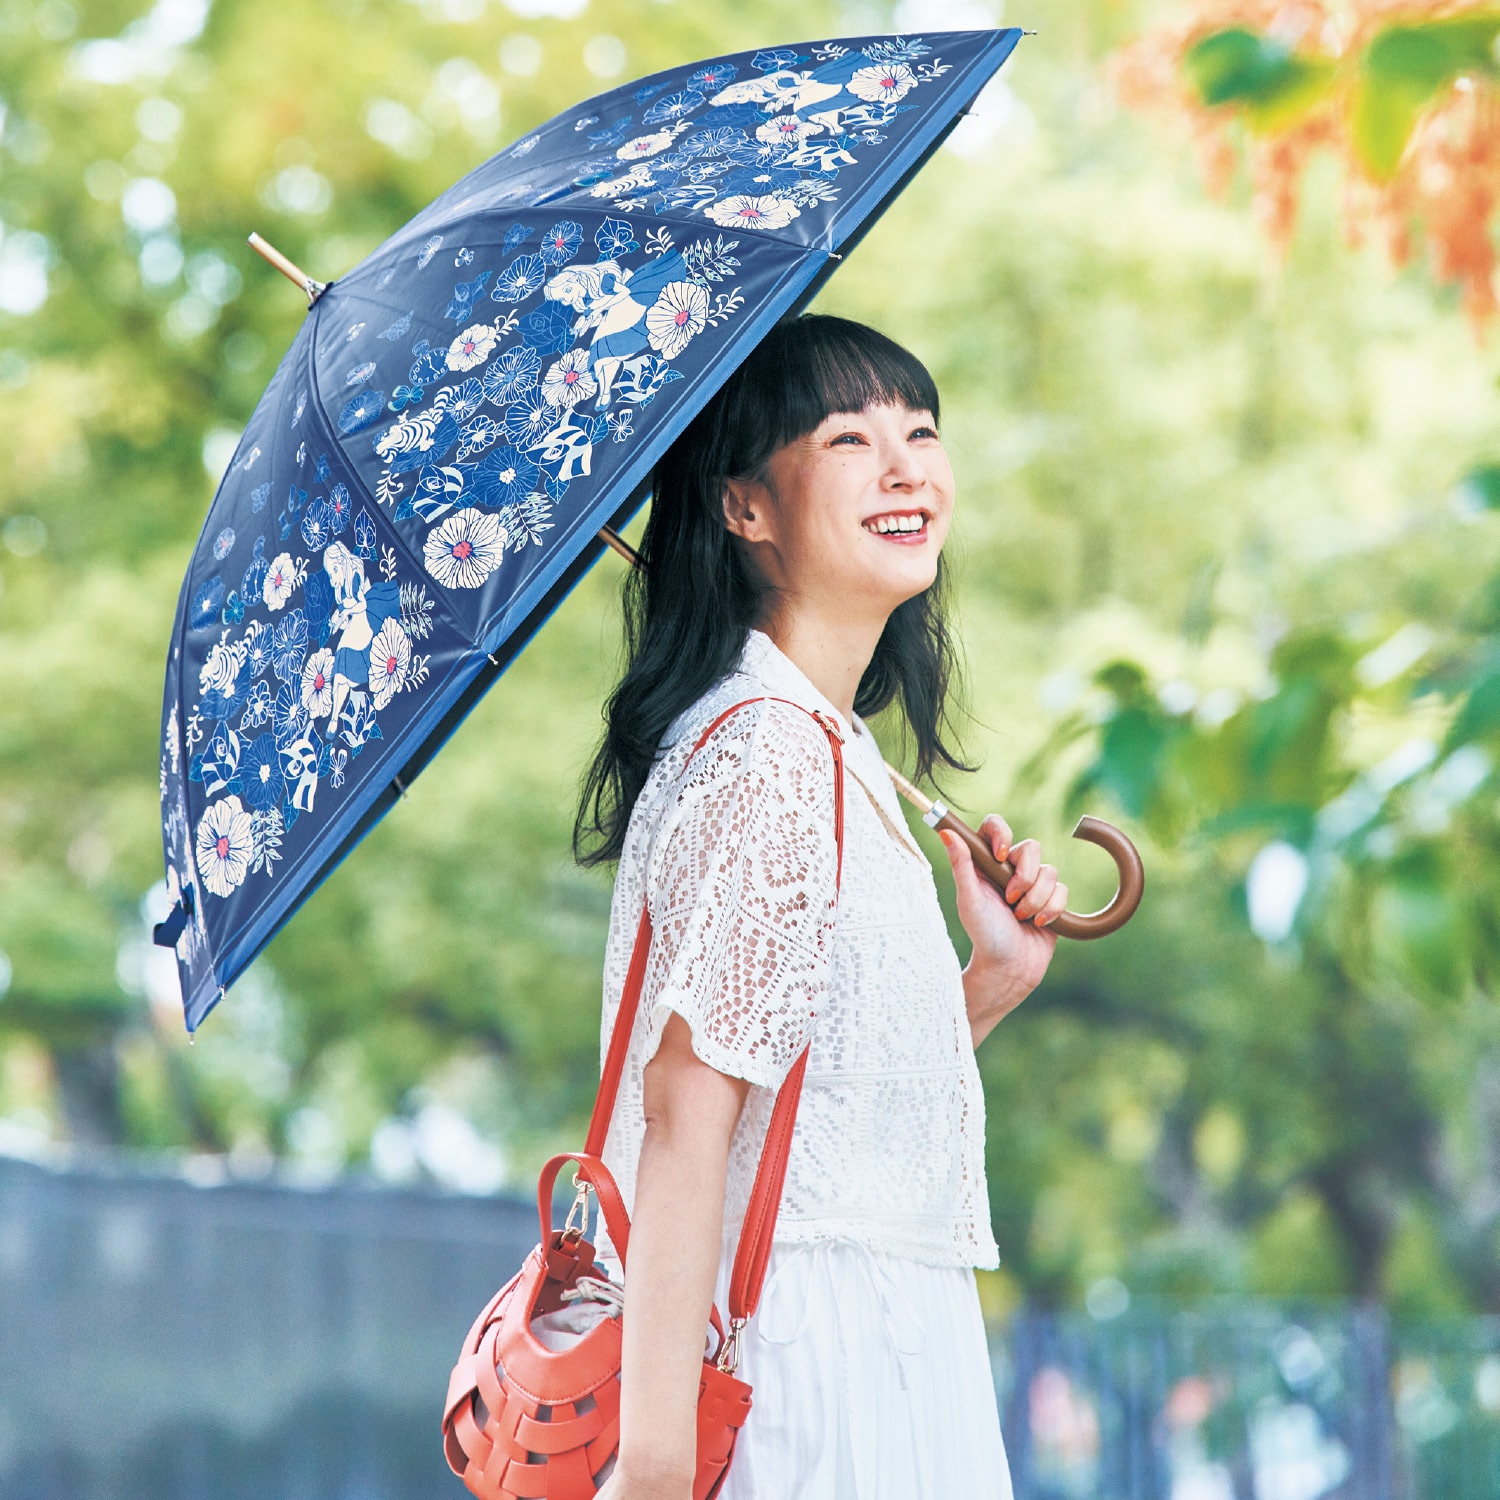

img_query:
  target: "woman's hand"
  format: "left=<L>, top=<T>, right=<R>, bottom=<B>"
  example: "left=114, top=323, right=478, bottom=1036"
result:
left=939, top=815, right=1067, bottom=1047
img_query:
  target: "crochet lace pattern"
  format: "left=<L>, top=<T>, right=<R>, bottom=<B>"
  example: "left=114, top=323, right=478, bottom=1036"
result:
left=598, top=632, right=999, bottom=1270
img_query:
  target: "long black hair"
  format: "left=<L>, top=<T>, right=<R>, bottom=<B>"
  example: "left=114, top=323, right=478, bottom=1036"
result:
left=574, top=313, right=971, bottom=866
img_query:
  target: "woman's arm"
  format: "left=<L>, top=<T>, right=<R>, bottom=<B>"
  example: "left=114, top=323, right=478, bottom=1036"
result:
left=601, top=1011, right=750, bottom=1500
left=940, top=814, right=1068, bottom=1048
left=599, top=704, right=837, bottom=1494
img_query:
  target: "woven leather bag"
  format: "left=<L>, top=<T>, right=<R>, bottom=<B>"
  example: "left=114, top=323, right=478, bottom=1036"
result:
left=443, top=698, right=845, bottom=1500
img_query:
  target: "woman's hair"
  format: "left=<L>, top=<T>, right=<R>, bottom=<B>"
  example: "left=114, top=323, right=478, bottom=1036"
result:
left=574, top=312, right=971, bottom=866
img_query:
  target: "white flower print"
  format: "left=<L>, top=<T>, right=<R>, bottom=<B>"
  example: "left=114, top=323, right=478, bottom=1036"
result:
left=645, top=280, right=710, bottom=359
left=541, top=349, right=599, bottom=409
left=457, top=414, right=502, bottom=460
left=704, top=194, right=801, bottom=231
left=199, top=636, right=248, bottom=697
left=195, top=795, right=254, bottom=898
left=300, top=647, right=335, bottom=717
left=710, top=76, right=785, bottom=107
left=616, top=129, right=676, bottom=160
left=755, top=116, right=823, bottom=148
left=847, top=62, right=917, bottom=104
left=263, top=552, right=298, bottom=611
left=242, top=619, right=272, bottom=679
left=447, top=323, right=498, bottom=372
left=448, top=377, right=485, bottom=421
left=367, top=619, right=412, bottom=710
left=424, top=508, right=508, bottom=589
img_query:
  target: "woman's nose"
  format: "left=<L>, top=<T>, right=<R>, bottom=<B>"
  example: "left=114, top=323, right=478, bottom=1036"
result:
left=881, top=446, right=926, bottom=489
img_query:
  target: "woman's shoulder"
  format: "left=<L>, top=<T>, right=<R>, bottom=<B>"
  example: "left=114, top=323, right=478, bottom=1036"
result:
left=619, top=672, right=835, bottom=863
left=664, top=678, right=834, bottom=793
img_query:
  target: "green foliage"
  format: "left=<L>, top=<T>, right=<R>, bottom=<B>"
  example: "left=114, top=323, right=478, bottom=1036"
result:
left=1354, top=14, right=1500, bottom=178
left=1447, top=658, right=1500, bottom=747
left=1182, top=9, right=1500, bottom=178
left=1, top=0, right=1499, bottom=1320
left=1182, top=27, right=1335, bottom=130
left=1456, top=464, right=1500, bottom=514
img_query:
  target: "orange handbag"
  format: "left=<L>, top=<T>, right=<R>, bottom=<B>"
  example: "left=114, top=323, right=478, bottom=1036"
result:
left=443, top=698, right=846, bottom=1500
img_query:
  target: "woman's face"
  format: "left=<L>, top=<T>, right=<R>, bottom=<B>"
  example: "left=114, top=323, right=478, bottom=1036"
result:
left=723, top=402, right=953, bottom=619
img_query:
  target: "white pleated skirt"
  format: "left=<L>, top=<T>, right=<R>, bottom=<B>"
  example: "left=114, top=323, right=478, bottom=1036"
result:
left=713, top=1239, right=1014, bottom=1500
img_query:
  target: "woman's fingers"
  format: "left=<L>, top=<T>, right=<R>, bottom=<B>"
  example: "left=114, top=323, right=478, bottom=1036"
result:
left=1004, top=838, right=1040, bottom=905
left=938, top=829, right=986, bottom=909
left=961, top=819, right=1073, bottom=928
left=979, top=813, right=1013, bottom=861
left=1035, top=880, right=1070, bottom=928
left=1013, top=862, right=1057, bottom=921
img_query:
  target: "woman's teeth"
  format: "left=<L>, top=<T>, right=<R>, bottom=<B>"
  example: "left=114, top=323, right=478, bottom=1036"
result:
left=864, top=514, right=925, bottom=535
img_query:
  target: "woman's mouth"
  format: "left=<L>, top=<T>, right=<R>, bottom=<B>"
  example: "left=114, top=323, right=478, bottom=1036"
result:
left=862, top=509, right=929, bottom=543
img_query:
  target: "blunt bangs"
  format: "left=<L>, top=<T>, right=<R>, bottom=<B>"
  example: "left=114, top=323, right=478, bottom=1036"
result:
left=719, top=314, right=941, bottom=477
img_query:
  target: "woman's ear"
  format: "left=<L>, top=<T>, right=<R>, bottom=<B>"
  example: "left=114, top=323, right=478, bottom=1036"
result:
left=722, top=474, right=769, bottom=543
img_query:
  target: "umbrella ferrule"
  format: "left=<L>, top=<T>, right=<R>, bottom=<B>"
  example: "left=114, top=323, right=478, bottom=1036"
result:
left=248, top=233, right=329, bottom=307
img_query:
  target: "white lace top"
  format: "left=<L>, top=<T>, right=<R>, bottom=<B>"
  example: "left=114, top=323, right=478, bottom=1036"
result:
left=597, top=629, right=999, bottom=1270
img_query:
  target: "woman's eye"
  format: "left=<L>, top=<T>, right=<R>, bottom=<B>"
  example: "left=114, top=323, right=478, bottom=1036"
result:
left=909, top=426, right=939, bottom=441
left=830, top=432, right=868, bottom=446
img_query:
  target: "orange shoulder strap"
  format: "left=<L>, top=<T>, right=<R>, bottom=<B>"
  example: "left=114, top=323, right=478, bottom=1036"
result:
left=582, top=695, right=846, bottom=1325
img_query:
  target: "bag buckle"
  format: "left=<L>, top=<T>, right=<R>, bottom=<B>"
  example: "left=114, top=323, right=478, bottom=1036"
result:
left=810, top=709, right=844, bottom=744
left=715, top=1316, right=746, bottom=1375
left=563, top=1174, right=592, bottom=1240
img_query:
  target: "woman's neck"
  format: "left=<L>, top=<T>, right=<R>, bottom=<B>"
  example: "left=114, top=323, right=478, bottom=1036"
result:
left=755, top=599, right=888, bottom=724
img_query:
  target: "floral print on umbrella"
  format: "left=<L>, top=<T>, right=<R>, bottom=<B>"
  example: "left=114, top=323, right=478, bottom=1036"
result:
left=168, top=31, right=983, bottom=928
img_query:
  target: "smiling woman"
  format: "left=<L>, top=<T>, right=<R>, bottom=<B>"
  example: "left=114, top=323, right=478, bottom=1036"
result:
left=575, top=313, right=970, bottom=868
left=568, top=315, right=1070, bottom=1499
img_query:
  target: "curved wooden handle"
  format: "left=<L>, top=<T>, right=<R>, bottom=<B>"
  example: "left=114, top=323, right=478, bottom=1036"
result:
left=933, top=809, right=1145, bottom=941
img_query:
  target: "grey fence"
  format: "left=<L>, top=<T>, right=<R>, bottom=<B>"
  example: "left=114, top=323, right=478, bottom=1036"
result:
left=1, top=1155, right=1496, bottom=1499
left=0, top=1155, right=535, bottom=1500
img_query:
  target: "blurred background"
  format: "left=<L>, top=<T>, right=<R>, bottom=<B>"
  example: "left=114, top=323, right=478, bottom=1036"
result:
left=2, top=0, right=1500, bottom=1495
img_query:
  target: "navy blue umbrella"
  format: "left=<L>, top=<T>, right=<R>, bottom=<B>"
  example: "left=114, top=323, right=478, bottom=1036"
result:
left=155, top=29, right=1025, bottom=1029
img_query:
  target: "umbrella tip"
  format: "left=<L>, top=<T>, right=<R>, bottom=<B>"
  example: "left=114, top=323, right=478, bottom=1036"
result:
left=248, top=231, right=329, bottom=308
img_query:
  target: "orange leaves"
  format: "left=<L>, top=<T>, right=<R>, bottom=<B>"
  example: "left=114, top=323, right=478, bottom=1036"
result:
left=1113, top=1, right=1500, bottom=326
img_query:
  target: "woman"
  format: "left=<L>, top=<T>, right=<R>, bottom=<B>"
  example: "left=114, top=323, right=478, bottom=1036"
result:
left=575, top=314, right=1068, bottom=1498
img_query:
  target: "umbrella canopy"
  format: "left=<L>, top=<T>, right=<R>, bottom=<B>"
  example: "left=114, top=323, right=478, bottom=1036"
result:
left=156, top=28, right=1024, bottom=1030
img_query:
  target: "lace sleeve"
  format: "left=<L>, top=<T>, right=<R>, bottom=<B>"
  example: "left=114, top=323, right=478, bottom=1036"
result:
left=639, top=699, right=840, bottom=1091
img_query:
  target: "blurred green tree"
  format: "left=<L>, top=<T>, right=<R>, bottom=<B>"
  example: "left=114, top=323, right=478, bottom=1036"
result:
left=0, top=0, right=1497, bottom=1317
